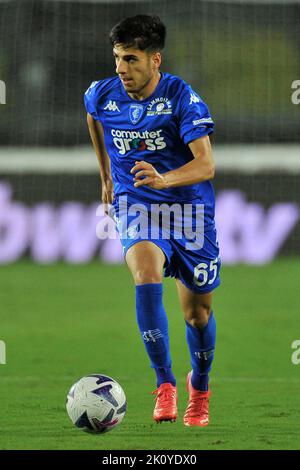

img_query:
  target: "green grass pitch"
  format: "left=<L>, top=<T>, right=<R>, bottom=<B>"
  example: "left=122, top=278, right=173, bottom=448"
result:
left=0, top=259, right=299, bottom=450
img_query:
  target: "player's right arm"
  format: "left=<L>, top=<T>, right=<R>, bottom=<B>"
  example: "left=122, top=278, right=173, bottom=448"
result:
left=86, top=113, right=114, bottom=210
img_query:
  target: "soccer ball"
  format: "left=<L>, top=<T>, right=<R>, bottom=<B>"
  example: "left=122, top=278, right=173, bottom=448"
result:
left=66, top=374, right=126, bottom=434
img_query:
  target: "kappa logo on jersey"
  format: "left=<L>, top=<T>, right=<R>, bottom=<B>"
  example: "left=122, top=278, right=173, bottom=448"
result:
left=147, top=97, right=172, bottom=116
left=189, top=92, right=200, bottom=105
left=111, top=129, right=167, bottom=155
left=129, top=104, right=144, bottom=125
left=86, top=81, right=98, bottom=93
left=104, top=100, right=120, bottom=112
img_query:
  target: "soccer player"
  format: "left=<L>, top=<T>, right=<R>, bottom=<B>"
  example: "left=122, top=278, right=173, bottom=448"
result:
left=84, top=15, right=220, bottom=427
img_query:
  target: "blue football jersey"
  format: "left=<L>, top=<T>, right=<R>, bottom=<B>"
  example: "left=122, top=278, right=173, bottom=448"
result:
left=84, top=72, right=216, bottom=222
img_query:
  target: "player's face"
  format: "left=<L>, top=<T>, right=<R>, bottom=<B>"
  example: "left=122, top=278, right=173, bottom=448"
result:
left=113, top=44, right=161, bottom=96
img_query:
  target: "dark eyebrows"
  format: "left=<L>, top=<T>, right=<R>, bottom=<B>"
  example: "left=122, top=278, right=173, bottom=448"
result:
left=113, top=52, right=139, bottom=60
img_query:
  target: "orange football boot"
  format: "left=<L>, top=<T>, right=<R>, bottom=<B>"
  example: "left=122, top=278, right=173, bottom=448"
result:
left=152, top=383, right=178, bottom=423
left=183, top=371, right=210, bottom=427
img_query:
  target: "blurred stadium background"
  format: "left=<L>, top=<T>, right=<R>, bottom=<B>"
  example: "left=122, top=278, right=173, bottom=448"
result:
left=0, top=0, right=300, bottom=450
left=0, top=0, right=299, bottom=264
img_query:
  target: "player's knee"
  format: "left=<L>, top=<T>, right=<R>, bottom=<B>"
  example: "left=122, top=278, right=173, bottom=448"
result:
left=134, top=269, right=162, bottom=285
left=185, top=305, right=211, bottom=330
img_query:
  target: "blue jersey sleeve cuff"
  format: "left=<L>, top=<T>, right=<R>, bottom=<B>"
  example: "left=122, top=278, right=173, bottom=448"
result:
left=182, top=127, right=214, bottom=145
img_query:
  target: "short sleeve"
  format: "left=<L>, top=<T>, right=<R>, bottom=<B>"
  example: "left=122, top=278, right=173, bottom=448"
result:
left=178, top=86, right=214, bottom=145
left=84, top=81, right=100, bottom=121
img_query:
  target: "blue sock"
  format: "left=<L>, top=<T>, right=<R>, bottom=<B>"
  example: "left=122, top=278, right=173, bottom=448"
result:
left=185, top=312, right=216, bottom=391
left=135, top=283, right=176, bottom=387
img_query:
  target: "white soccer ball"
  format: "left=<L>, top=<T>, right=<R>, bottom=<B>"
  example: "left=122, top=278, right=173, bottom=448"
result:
left=66, top=374, right=126, bottom=434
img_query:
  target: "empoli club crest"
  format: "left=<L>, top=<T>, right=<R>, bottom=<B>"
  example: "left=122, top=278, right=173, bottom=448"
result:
left=129, top=104, right=144, bottom=125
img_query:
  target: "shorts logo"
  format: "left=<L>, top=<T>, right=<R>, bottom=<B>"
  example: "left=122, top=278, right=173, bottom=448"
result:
left=147, top=97, right=172, bottom=116
left=126, top=224, right=138, bottom=239
left=129, top=104, right=144, bottom=124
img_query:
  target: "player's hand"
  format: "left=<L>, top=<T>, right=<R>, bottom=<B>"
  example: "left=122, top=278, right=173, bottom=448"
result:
left=102, top=178, right=114, bottom=215
left=130, top=161, right=168, bottom=190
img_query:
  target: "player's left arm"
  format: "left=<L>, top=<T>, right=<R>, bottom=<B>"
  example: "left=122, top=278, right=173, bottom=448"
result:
left=131, top=134, right=215, bottom=189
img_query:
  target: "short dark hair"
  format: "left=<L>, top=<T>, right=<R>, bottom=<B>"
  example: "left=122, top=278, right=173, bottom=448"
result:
left=109, top=15, right=166, bottom=52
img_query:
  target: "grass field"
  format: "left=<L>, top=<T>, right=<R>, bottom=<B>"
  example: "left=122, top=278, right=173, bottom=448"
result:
left=0, top=259, right=300, bottom=450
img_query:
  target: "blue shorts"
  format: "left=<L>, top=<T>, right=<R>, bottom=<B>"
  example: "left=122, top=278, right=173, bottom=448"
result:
left=110, top=195, right=221, bottom=294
